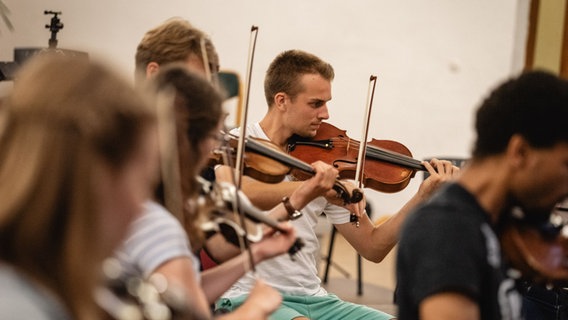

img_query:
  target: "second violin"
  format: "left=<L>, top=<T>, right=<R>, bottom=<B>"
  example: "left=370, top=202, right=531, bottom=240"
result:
left=500, top=204, right=568, bottom=287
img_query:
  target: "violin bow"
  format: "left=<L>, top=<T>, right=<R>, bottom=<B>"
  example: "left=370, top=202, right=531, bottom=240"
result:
left=199, top=36, right=212, bottom=84
left=155, top=87, right=184, bottom=223
left=234, top=25, right=258, bottom=188
left=227, top=25, right=260, bottom=272
left=352, top=75, right=378, bottom=227
left=197, top=24, right=260, bottom=272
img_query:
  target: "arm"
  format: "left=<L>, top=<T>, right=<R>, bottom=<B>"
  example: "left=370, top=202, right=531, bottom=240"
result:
left=151, top=224, right=292, bottom=311
left=335, top=158, right=460, bottom=262
left=200, top=223, right=296, bottom=303
left=153, top=259, right=212, bottom=318
left=215, top=165, right=301, bottom=210
left=153, top=251, right=283, bottom=320
left=208, top=161, right=345, bottom=265
left=420, top=293, right=479, bottom=320
left=216, top=161, right=366, bottom=217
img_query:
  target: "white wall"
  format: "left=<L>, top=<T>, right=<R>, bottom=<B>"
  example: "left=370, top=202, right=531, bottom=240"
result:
left=1, top=0, right=528, bottom=216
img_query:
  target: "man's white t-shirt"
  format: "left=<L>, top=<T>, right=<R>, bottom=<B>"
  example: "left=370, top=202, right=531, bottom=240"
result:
left=221, top=123, right=351, bottom=298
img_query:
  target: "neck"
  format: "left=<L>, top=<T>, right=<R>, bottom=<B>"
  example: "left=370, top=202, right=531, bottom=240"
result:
left=457, top=157, right=512, bottom=224
left=259, top=111, right=292, bottom=150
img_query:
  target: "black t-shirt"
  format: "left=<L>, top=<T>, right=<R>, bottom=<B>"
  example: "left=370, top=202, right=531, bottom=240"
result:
left=396, top=183, right=523, bottom=320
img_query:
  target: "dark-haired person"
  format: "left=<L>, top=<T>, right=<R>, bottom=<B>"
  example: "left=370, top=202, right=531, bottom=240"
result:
left=396, top=70, right=568, bottom=320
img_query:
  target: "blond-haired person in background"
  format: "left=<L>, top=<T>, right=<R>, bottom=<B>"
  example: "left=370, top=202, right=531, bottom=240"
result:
left=0, top=55, right=159, bottom=319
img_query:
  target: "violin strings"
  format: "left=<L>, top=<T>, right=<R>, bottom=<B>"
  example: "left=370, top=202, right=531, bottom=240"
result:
left=325, top=137, right=425, bottom=170
left=367, top=146, right=425, bottom=170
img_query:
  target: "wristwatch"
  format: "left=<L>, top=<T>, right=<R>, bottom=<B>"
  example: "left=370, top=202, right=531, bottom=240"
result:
left=282, top=196, right=302, bottom=220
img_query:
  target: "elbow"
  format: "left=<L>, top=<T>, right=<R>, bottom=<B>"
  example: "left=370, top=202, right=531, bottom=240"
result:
left=370, top=256, right=385, bottom=263
left=361, top=242, right=394, bottom=263
left=365, top=252, right=387, bottom=264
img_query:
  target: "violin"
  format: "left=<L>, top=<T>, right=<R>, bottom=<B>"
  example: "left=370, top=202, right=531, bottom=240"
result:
left=287, top=122, right=426, bottom=193
left=210, top=132, right=363, bottom=204
left=209, top=134, right=290, bottom=183
left=500, top=204, right=568, bottom=287
left=96, top=257, right=201, bottom=320
left=195, top=176, right=304, bottom=259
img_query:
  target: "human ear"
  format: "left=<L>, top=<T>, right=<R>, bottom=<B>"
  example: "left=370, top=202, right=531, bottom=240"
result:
left=274, top=92, right=286, bottom=110
left=145, top=62, right=160, bottom=79
left=507, top=134, right=530, bottom=168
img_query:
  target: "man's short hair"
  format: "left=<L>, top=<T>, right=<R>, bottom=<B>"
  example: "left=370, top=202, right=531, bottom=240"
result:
left=264, top=50, right=334, bottom=107
left=473, top=70, right=568, bottom=158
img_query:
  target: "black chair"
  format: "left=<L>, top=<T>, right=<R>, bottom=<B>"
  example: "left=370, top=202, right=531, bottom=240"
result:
left=217, top=70, right=243, bottom=128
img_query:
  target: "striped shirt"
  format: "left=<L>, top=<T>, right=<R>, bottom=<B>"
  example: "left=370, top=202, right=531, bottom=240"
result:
left=114, top=201, right=200, bottom=282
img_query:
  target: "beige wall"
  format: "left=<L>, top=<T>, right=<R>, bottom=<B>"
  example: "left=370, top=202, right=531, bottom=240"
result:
left=0, top=0, right=529, bottom=216
left=533, top=0, right=567, bottom=73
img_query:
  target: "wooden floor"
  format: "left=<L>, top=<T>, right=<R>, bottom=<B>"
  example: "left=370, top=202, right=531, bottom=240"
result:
left=317, top=222, right=398, bottom=317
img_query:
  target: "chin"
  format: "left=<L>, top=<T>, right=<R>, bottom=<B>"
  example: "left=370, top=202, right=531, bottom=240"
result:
left=302, top=130, right=317, bottom=138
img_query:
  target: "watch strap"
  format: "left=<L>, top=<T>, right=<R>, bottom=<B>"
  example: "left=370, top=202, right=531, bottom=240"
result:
left=282, top=196, right=302, bottom=220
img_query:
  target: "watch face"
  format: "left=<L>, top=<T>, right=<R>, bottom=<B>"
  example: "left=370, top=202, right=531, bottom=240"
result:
left=290, top=210, right=303, bottom=220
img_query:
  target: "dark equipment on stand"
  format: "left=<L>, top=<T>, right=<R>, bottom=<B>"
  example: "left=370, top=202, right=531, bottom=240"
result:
left=45, top=10, right=63, bottom=49
left=0, top=10, right=88, bottom=82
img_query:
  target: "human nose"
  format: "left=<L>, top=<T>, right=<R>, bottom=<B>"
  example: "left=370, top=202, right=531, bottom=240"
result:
left=318, top=104, right=330, bottom=120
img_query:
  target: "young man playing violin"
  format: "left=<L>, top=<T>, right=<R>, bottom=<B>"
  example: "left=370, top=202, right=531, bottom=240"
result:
left=214, top=49, right=459, bottom=320
left=396, top=71, right=568, bottom=320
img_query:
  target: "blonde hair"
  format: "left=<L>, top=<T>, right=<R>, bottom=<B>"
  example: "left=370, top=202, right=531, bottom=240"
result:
left=135, top=18, right=219, bottom=86
left=0, top=55, right=156, bottom=319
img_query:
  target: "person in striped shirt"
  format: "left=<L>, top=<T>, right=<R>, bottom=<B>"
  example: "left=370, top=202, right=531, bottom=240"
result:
left=114, top=63, right=344, bottom=319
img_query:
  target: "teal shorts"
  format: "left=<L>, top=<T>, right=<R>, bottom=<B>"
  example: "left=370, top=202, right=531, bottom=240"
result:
left=215, top=293, right=394, bottom=320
